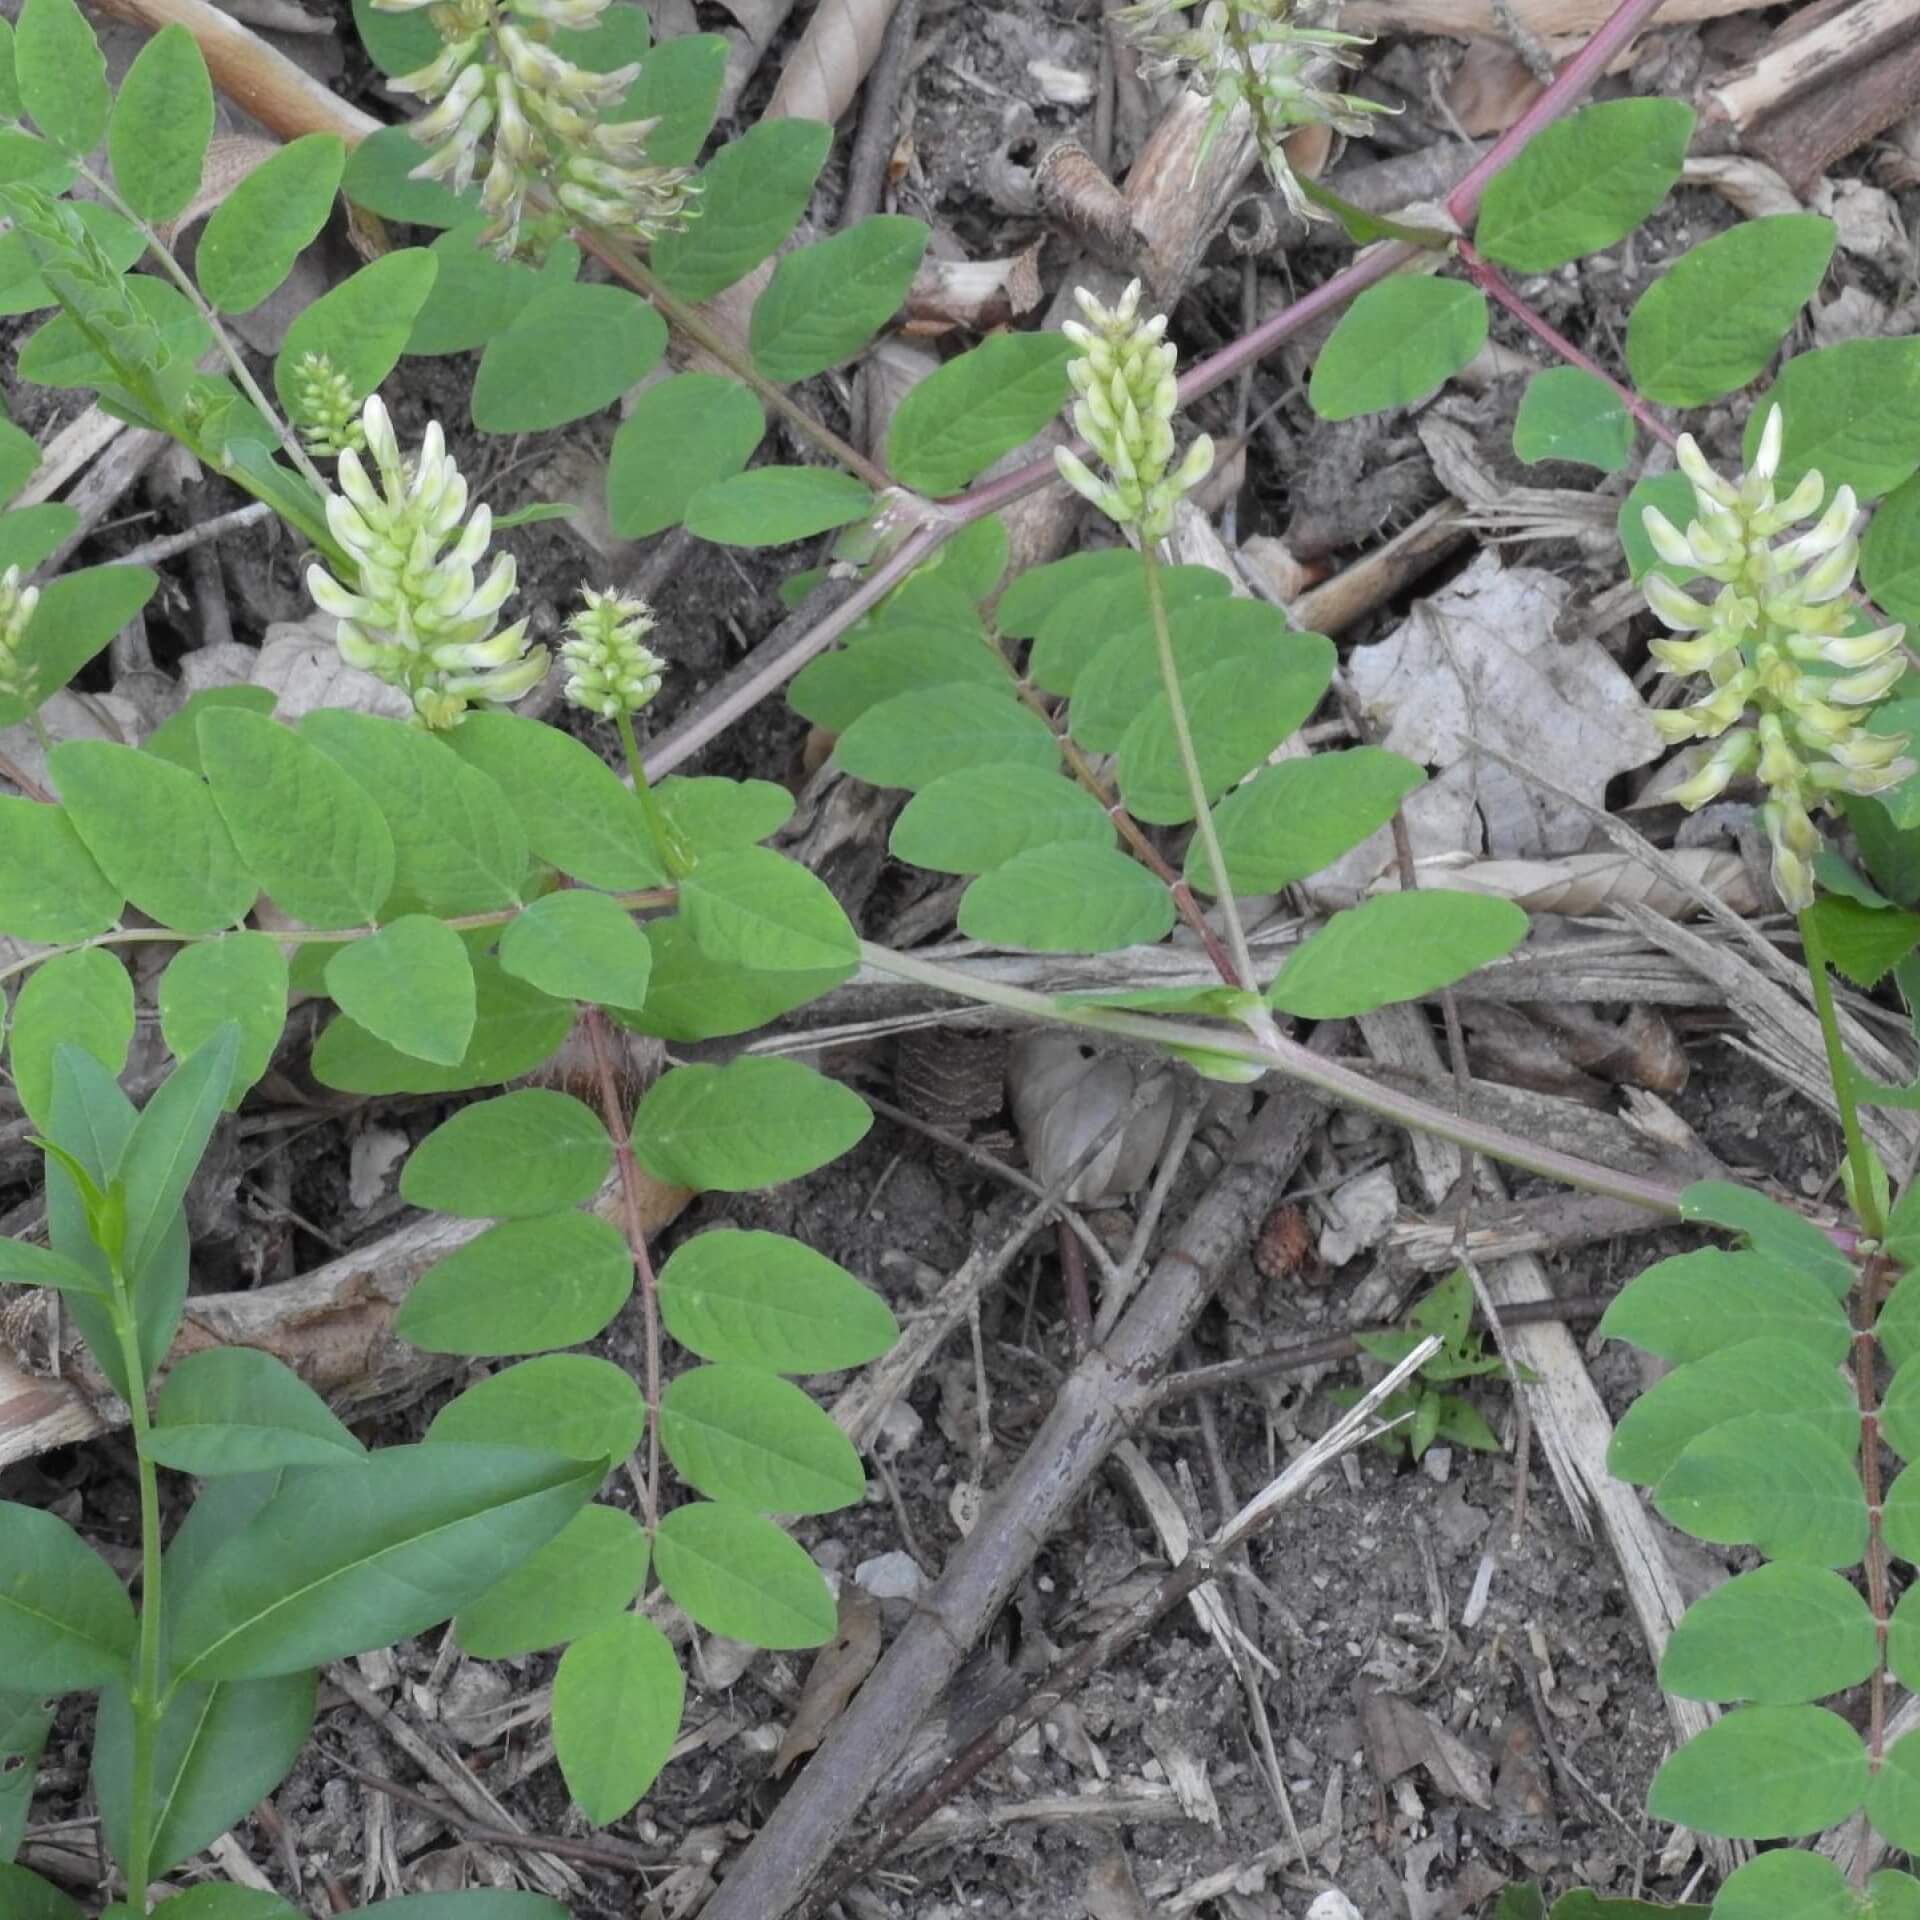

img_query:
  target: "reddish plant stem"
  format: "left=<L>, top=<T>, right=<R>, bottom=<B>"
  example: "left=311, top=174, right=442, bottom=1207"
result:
left=1457, top=241, right=1674, bottom=445
left=1859, top=1249, right=1898, bottom=1781
left=581, top=1003, right=664, bottom=1527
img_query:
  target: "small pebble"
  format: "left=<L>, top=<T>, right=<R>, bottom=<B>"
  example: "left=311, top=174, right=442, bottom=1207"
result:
left=855, top=1550, right=925, bottom=1602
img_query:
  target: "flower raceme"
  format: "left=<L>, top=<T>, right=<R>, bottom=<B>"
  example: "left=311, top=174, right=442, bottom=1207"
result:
left=373, top=0, right=696, bottom=259
left=1640, top=404, right=1914, bottom=911
left=1055, top=281, right=1215, bottom=541
left=561, top=588, right=666, bottom=719
left=306, top=397, right=546, bottom=730
left=0, top=565, right=40, bottom=706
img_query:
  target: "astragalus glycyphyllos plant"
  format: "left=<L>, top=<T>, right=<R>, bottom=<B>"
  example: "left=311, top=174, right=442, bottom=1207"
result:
left=16, top=0, right=1920, bottom=1903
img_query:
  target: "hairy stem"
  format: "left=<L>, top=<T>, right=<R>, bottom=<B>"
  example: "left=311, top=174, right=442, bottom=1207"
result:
left=579, top=231, right=894, bottom=495
left=110, top=1270, right=164, bottom=1910
left=1801, top=906, right=1885, bottom=1239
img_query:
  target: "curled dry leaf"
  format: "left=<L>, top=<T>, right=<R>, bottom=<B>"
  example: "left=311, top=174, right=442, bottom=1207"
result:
left=903, top=246, right=1047, bottom=336
left=1395, top=848, right=1761, bottom=919
left=1007, top=1033, right=1176, bottom=1207
left=764, top=0, right=897, bottom=126
left=771, top=1588, right=883, bottom=1771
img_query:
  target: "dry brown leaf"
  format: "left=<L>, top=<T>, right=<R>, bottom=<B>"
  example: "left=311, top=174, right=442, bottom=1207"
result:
left=772, top=1586, right=883, bottom=1778
left=1357, top=1685, right=1493, bottom=1809
left=1395, top=848, right=1761, bottom=918
left=1007, top=1033, right=1176, bottom=1206
left=763, top=0, right=897, bottom=125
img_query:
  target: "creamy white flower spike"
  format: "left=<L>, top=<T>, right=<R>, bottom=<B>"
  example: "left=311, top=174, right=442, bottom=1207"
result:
left=1639, top=403, right=1914, bottom=910
left=1054, top=280, right=1214, bottom=540
left=561, top=588, right=666, bottom=719
left=305, top=396, right=547, bottom=730
left=0, top=565, right=40, bottom=706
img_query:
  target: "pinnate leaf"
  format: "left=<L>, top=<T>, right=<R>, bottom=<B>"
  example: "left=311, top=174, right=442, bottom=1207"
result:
left=473, top=281, right=666, bottom=433
left=325, top=915, right=475, bottom=1067
left=168, top=1444, right=599, bottom=1683
left=1710, top=1850, right=1863, bottom=1920
left=1626, top=214, right=1835, bottom=407
left=1660, top=1563, right=1876, bottom=1704
left=1511, top=366, right=1633, bottom=472
left=0, top=796, right=121, bottom=940
left=1475, top=99, right=1692, bottom=273
left=680, top=846, right=859, bottom=974
left=273, top=250, right=439, bottom=428
left=788, top=620, right=1005, bottom=732
left=108, top=25, right=211, bottom=223
left=0, top=563, right=158, bottom=731
left=395, top=1213, right=634, bottom=1356
left=632, top=1058, right=871, bottom=1192
left=407, top=222, right=579, bottom=356
left=995, top=547, right=1139, bottom=641
left=429, top=1353, right=647, bottom=1461
left=15, top=0, right=107, bottom=153
left=656, top=775, right=793, bottom=853
left=653, top=119, right=832, bottom=300
left=661, top=1364, right=864, bottom=1513
left=455, top=1505, right=649, bottom=1659
left=1648, top=1705, right=1865, bottom=1838
left=959, top=842, right=1174, bottom=952
left=835, top=683, right=1058, bottom=792
left=402, top=1089, right=612, bottom=1219
left=887, top=331, right=1075, bottom=494
left=1678, top=1178, right=1855, bottom=1298
left=1309, top=277, right=1488, bottom=421
left=10, top=948, right=132, bottom=1130
left=499, top=888, right=652, bottom=1007
left=652, top=1501, right=836, bottom=1647
left=1266, top=893, right=1528, bottom=1018
left=686, top=465, right=874, bottom=547
left=891, top=764, right=1112, bottom=874
left=1869, top=1729, right=1920, bottom=1851
left=750, top=215, right=928, bottom=381
left=1750, top=338, right=1920, bottom=502
left=615, top=916, right=849, bottom=1043
left=628, top=31, right=727, bottom=164
left=608, top=373, right=763, bottom=539
left=657, top=1229, right=896, bottom=1372
left=195, top=134, right=345, bottom=314
left=157, top=936, right=288, bottom=1108
left=1600, top=1247, right=1851, bottom=1366
left=554, top=1614, right=684, bottom=1825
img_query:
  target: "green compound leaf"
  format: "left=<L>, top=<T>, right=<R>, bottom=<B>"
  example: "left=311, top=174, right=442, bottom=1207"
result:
left=680, top=846, right=859, bottom=974
left=1599, top=1247, right=1852, bottom=1366
left=147, top=1348, right=365, bottom=1476
left=195, top=133, right=345, bottom=315
left=0, top=132, right=69, bottom=194
left=0, top=563, right=157, bottom=732
left=394, top=1212, right=634, bottom=1356
left=94, top=1670, right=313, bottom=1878
left=350, top=0, right=438, bottom=76
left=891, top=764, right=1112, bottom=875
left=1650, top=1705, right=1865, bottom=1839
left=313, top=951, right=570, bottom=1095
left=9, top=948, right=132, bottom=1130
left=15, top=0, right=107, bottom=154
left=652, top=1501, right=836, bottom=1648
left=144, top=686, right=277, bottom=776
left=554, top=1614, right=684, bottom=1826
left=200, top=707, right=394, bottom=928
left=614, top=916, right=851, bottom=1043
left=300, top=709, right=530, bottom=917
left=1625, top=214, right=1836, bottom=407
left=429, top=1354, right=646, bottom=1461
left=1609, top=1338, right=1858, bottom=1486
left=788, top=620, right=1005, bottom=733
left=685, top=465, right=874, bottom=547
left=1117, top=637, right=1337, bottom=826
left=325, top=915, right=475, bottom=1067
left=0, top=796, right=121, bottom=940
left=406, top=223, right=579, bottom=357
left=632, top=1057, right=872, bottom=1193
left=628, top=31, right=727, bottom=165
left=0, top=18, right=20, bottom=121
left=750, top=214, right=929, bottom=381
left=1890, top=1585, right=1920, bottom=1690
left=1187, top=747, right=1424, bottom=896
left=835, top=682, right=1059, bottom=792
left=341, top=124, right=475, bottom=229
left=473, top=281, right=666, bottom=433
left=1031, top=563, right=1230, bottom=700
left=1710, top=1848, right=1867, bottom=1919
left=1880, top=1460, right=1920, bottom=1561
left=958, top=842, right=1175, bottom=953
left=1868, top=1728, right=1920, bottom=1851
left=887, top=330, right=1076, bottom=494
left=0, top=1866, right=81, bottom=1919
left=1266, top=893, right=1528, bottom=1018
left=0, top=1499, right=136, bottom=1690
left=1309, top=277, right=1488, bottom=422
left=1475, top=98, right=1692, bottom=274
left=1660, top=1563, right=1877, bottom=1704
left=661, top=1364, right=864, bottom=1513
left=1678, top=1178, right=1856, bottom=1299
left=157, top=936, right=287, bottom=1109
left=168, top=1444, right=598, bottom=1683
left=0, top=417, right=41, bottom=501
left=1657, top=1413, right=1867, bottom=1565
left=0, top=501, right=75, bottom=575
left=444, top=711, right=665, bottom=890
left=1873, top=1873, right=1920, bottom=1919
left=1866, top=472, right=1920, bottom=625
left=454, top=1505, right=649, bottom=1659
left=47, top=738, right=251, bottom=933
left=402, top=1090, right=612, bottom=1220
left=1884, top=1274, right=1920, bottom=1373
left=657, top=1229, right=897, bottom=1372
left=273, top=249, right=438, bottom=429
left=1750, top=338, right=1920, bottom=502
left=1512, top=366, right=1633, bottom=472
left=608, top=373, right=764, bottom=539
left=995, top=547, right=1139, bottom=641
left=108, top=25, right=211, bottom=224
left=656, top=775, right=793, bottom=853
left=653, top=118, right=832, bottom=300
left=498, top=888, right=652, bottom=1008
